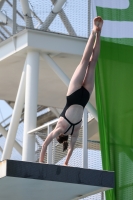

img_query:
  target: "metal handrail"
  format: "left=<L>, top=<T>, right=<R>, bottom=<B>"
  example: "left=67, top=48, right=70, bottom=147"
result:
left=28, top=118, right=59, bottom=134
left=28, top=113, right=94, bottom=135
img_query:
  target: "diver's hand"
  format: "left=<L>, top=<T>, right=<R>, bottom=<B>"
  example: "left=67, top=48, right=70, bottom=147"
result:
left=63, top=163, right=68, bottom=166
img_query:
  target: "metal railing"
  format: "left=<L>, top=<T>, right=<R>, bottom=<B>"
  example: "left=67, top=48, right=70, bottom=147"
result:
left=28, top=114, right=104, bottom=200
left=0, top=0, right=91, bottom=41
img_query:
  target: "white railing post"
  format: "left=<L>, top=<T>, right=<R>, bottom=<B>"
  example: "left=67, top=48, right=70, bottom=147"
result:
left=22, top=51, right=40, bottom=162
left=12, top=0, right=17, bottom=34
left=52, top=138, right=56, bottom=164
left=47, top=125, right=53, bottom=164
left=82, top=108, right=88, bottom=168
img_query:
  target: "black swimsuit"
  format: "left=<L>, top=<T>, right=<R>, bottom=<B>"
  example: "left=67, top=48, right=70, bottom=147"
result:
left=60, top=86, right=90, bottom=135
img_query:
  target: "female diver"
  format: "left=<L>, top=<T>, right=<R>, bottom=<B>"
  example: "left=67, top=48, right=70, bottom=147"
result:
left=39, top=16, right=103, bottom=165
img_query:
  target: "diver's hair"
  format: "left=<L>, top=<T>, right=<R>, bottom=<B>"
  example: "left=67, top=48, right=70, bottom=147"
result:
left=57, top=135, right=68, bottom=152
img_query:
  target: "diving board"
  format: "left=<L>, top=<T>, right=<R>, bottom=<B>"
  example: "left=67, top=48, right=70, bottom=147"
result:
left=0, top=160, right=114, bottom=200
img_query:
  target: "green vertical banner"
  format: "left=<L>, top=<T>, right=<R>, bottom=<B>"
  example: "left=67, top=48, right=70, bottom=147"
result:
left=92, top=1, right=133, bottom=200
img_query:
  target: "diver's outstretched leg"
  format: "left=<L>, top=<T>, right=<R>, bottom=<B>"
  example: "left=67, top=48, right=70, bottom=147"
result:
left=83, top=17, right=103, bottom=94
left=67, top=16, right=103, bottom=96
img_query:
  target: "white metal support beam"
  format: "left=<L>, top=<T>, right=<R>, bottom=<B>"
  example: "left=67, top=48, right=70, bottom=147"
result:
left=0, top=30, right=7, bottom=39
left=1, top=25, right=12, bottom=36
left=47, top=125, right=53, bottom=164
left=0, top=10, right=13, bottom=27
left=52, top=0, right=67, bottom=13
left=43, top=53, right=69, bottom=86
left=0, top=36, right=4, bottom=42
left=40, top=0, right=66, bottom=30
left=0, top=10, right=22, bottom=30
left=22, top=51, right=40, bottom=162
left=12, top=0, right=17, bottom=35
left=86, top=102, right=98, bottom=121
left=19, top=0, right=34, bottom=28
left=88, top=0, right=92, bottom=36
left=49, top=107, right=60, bottom=118
left=50, top=0, right=76, bottom=36
left=40, top=12, right=55, bottom=31
left=82, top=108, right=88, bottom=168
left=0, top=124, right=22, bottom=158
left=6, top=0, right=24, bottom=20
left=42, top=53, right=98, bottom=121
left=30, top=10, right=43, bottom=25
left=0, top=0, right=5, bottom=9
left=0, top=146, right=3, bottom=153
left=58, top=11, right=77, bottom=36
left=1, top=62, right=26, bottom=161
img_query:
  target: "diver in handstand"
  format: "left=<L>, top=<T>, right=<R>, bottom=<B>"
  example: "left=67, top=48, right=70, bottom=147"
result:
left=39, top=16, right=103, bottom=165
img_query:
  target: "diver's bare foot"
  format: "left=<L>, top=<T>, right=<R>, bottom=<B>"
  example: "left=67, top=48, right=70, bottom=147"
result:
left=92, top=16, right=103, bottom=35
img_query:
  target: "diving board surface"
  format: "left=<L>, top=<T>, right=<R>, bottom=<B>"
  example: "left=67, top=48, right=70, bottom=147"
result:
left=0, top=160, right=114, bottom=200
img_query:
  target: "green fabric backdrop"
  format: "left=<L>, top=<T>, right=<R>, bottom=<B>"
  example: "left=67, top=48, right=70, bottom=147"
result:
left=95, top=40, right=133, bottom=200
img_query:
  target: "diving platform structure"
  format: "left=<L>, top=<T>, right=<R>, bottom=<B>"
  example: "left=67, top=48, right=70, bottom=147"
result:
left=0, top=0, right=98, bottom=161
left=0, top=0, right=113, bottom=199
left=0, top=160, right=115, bottom=200
left=0, top=28, right=112, bottom=198
left=0, top=28, right=98, bottom=162
left=0, top=28, right=96, bottom=112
